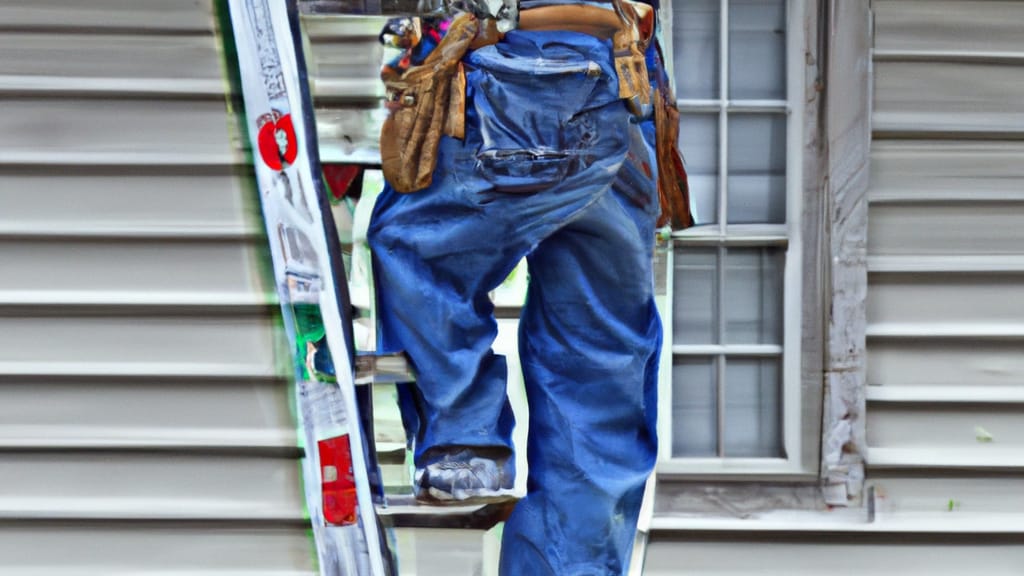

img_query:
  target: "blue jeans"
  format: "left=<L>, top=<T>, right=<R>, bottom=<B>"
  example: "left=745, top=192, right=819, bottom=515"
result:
left=369, top=30, right=660, bottom=575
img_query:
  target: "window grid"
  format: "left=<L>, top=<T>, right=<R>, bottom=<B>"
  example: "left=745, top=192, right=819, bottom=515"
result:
left=717, top=0, right=729, bottom=231
left=669, top=0, right=791, bottom=461
left=715, top=246, right=726, bottom=457
left=673, top=246, right=786, bottom=458
left=676, top=100, right=788, bottom=112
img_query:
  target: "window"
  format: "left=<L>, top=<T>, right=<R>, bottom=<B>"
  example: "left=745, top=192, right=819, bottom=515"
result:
left=658, top=0, right=811, bottom=476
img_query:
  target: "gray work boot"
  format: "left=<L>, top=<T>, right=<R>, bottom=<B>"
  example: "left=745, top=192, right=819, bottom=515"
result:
left=414, top=447, right=518, bottom=506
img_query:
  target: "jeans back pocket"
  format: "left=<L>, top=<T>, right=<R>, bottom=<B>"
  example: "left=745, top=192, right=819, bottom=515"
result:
left=467, top=35, right=615, bottom=193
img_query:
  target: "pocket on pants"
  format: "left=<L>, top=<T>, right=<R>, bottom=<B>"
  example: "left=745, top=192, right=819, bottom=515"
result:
left=614, top=123, right=659, bottom=215
left=467, top=40, right=609, bottom=193
left=475, top=149, right=573, bottom=193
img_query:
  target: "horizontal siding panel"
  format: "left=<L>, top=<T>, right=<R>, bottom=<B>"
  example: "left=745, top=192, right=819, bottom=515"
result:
left=0, top=76, right=225, bottom=99
left=311, top=77, right=384, bottom=101
left=2, top=149, right=238, bottom=167
left=873, top=61, right=1024, bottom=136
left=868, top=341, right=1024, bottom=387
left=0, top=33, right=221, bottom=81
left=302, top=15, right=383, bottom=40
left=870, top=140, right=1024, bottom=203
left=868, top=202, right=1024, bottom=255
left=304, top=15, right=386, bottom=164
left=0, top=239, right=266, bottom=299
left=867, top=273, right=1024, bottom=325
left=0, top=315, right=277, bottom=372
left=0, top=97, right=236, bottom=159
left=0, top=453, right=303, bottom=521
left=0, top=525, right=315, bottom=575
left=0, top=4, right=319, bottom=574
left=874, top=0, right=1024, bottom=55
left=868, top=385, right=1024, bottom=404
left=646, top=539, right=1024, bottom=576
left=0, top=0, right=214, bottom=32
left=0, top=379, right=294, bottom=450
left=868, top=447, right=1024, bottom=470
left=304, top=15, right=384, bottom=97
left=651, top=512, right=1024, bottom=533
left=0, top=168, right=255, bottom=233
left=393, top=529, right=487, bottom=576
left=868, top=255, right=1024, bottom=273
left=871, top=475, right=1024, bottom=515
left=867, top=405, right=1024, bottom=448
left=315, top=106, right=385, bottom=164
left=867, top=324, right=1024, bottom=339
left=307, top=44, right=383, bottom=98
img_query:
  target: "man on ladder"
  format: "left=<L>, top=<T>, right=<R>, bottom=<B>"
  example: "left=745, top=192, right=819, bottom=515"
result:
left=369, top=0, right=689, bottom=572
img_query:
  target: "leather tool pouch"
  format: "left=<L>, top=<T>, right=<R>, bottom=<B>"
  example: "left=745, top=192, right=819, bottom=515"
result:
left=611, top=0, right=652, bottom=117
left=379, top=15, right=480, bottom=193
left=611, top=1, right=691, bottom=228
left=651, top=42, right=694, bottom=229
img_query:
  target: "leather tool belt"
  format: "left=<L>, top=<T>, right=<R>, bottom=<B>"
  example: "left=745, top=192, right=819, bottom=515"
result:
left=379, top=14, right=483, bottom=193
left=379, top=2, right=652, bottom=194
left=519, top=1, right=652, bottom=116
left=518, top=4, right=622, bottom=38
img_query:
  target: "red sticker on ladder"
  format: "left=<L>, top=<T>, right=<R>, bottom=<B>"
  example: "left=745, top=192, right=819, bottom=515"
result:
left=256, top=110, right=298, bottom=171
left=318, top=435, right=358, bottom=526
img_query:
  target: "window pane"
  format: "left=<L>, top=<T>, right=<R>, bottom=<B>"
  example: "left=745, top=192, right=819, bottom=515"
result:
left=724, top=247, right=783, bottom=344
left=672, top=0, right=720, bottom=100
left=673, top=248, right=717, bottom=345
left=729, top=0, right=786, bottom=100
left=723, top=357, right=782, bottom=457
left=727, top=114, right=786, bottom=223
left=678, top=113, right=719, bottom=225
left=672, top=357, right=718, bottom=457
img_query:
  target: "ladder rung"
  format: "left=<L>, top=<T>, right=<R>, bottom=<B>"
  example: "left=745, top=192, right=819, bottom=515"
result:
left=297, top=0, right=439, bottom=16
left=376, top=495, right=516, bottom=531
left=354, top=352, right=416, bottom=385
left=376, top=442, right=407, bottom=465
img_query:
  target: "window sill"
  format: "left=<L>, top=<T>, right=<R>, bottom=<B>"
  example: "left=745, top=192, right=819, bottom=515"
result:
left=650, top=510, right=1024, bottom=535
left=650, top=508, right=868, bottom=533
left=657, top=457, right=817, bottom=481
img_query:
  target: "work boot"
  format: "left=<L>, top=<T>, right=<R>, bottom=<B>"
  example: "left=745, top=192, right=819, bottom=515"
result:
left=414, top=447, right=518, bottom=506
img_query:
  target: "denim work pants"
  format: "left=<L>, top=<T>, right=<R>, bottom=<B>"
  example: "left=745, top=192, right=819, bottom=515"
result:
left=369, top=30, right=661, bottom=575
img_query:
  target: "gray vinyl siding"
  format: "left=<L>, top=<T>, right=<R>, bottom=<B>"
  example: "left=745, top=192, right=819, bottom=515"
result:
left=303, top=14, right=386, bottom=164
left=867, top=0, right=1024, bottom=471
left=645, top=538, right=1024, bottom=576
left=643, top=2, right=1024, bottom=573
left=0, top=0, right=314, bottom=573
left=866, top=0, right=1024, bottom=518
left=8, top=0, right=1024, bottom=573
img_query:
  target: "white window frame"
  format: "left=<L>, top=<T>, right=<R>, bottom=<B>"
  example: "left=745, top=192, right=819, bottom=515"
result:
left=656, top=0, right=814, bottom=478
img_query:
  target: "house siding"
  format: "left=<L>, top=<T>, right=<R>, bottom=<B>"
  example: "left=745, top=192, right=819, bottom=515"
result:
left=0, top=0, right=315, bottom=573
left=7, top=0, right=1024, bottom=574
left=646, top=1, right=1024, bottom=572
left=866, top=0, right=1024, bottom=506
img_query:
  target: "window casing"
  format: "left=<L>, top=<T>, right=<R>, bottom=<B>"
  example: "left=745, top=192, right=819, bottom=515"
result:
left=657, top=0, right=812, bottom=477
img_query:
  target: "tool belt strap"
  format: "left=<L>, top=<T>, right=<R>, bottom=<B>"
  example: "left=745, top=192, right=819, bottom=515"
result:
left=518, top=4, right=622, bottom=38
left=518, top=1, right=652, bottom=112
left=378, top=4, right=653, bottom=194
